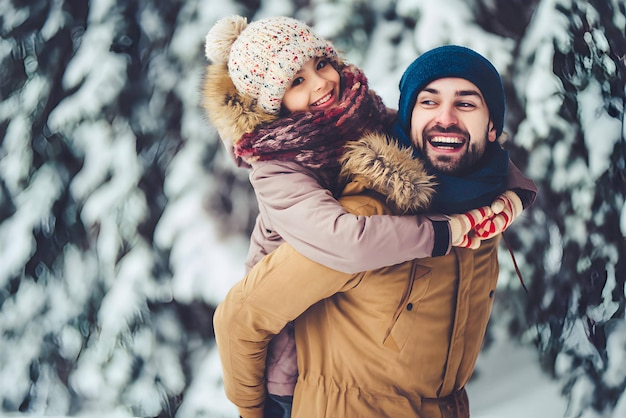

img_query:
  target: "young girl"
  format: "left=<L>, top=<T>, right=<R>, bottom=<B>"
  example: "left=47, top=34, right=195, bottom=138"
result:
left=203, top=15, right=532, bottom=417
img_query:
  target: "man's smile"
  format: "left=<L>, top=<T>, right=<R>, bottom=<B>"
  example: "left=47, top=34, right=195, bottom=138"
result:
left=428, top=135, right=466, bottom=151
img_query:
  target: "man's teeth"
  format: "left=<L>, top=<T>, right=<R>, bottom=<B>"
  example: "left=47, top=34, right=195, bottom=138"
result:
left=430, top=136, right=464, bottom=149
left=430, top=136, right=463, bottom=144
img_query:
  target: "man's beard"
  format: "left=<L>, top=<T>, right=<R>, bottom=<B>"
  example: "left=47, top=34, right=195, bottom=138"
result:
left=419, top=126, right=490, bottom=176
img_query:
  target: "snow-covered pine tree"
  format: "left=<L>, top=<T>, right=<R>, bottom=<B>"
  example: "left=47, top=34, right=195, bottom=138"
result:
left=512, top=0, right=626, bottom=415
left=0, top=0, right=254, bottom=416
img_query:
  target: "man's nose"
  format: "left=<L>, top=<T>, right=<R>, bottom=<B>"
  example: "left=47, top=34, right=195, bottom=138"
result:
left=435, top=105, right=458, bottom=127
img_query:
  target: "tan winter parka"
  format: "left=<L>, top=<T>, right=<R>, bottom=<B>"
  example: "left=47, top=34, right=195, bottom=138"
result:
left=214, top=132, right=502, bottom=418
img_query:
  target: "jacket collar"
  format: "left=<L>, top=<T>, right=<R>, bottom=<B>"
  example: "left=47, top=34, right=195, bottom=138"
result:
left=339, top=132, right=435, bottom=215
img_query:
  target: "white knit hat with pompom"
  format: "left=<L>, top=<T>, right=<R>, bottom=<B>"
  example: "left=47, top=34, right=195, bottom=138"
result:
left=205, top=15, right=338, bottom=114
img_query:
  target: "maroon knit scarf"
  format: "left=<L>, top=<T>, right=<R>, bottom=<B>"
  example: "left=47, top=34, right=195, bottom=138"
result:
left=234, top=65, right=394, bottom=175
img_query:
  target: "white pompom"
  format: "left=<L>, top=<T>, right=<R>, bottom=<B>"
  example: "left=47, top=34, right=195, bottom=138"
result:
left=205, top=16, right=248, bottom=63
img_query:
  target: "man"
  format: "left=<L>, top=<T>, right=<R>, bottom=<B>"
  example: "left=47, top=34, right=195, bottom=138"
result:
left=214, top=45, right=537, bottom=418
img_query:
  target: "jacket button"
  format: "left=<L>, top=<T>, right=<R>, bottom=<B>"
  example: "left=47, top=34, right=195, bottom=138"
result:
left=407, top=303, right=413, bottom=311
left=489, top=290, right=495, bottom=298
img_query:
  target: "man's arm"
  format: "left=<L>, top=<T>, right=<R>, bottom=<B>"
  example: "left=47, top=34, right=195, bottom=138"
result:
left=213, top=243, right=360, bottom=418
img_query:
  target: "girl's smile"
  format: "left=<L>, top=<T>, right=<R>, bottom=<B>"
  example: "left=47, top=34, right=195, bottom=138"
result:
left=282, top=57, right=341, bottom=113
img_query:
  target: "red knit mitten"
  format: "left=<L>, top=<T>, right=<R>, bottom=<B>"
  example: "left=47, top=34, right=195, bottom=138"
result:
left=447, top=206, right=494, bottom=249
left=474, top=191, right=523, bottom=239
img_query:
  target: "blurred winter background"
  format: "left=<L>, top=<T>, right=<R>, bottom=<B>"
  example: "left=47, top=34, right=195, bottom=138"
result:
left=0, top=0, right=624, bottom=417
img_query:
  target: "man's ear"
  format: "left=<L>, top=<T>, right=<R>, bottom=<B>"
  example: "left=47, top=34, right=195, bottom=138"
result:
left=487, top=121, right=497, bottom=143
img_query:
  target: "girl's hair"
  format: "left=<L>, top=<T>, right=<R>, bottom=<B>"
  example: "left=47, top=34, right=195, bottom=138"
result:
left=205, top=15, right=338, bottom=115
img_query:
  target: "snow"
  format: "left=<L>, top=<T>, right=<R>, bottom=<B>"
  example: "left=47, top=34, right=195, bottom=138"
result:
left=621, top=201, right=626, bottom=237
left=604, top=321, right=626, bottom=388
left=175, top=346, right=240, bottom=418
left=1, top=113, right=32, bottom=193
left=578, top=79, right=623, bottom=180
left=467, top=339, right=568, bottom=418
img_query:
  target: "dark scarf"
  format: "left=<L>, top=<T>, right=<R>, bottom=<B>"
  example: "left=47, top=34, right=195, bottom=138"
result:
left=234, top=65, right=394, bottom=189
left=392, top=121, right=509, bottom=214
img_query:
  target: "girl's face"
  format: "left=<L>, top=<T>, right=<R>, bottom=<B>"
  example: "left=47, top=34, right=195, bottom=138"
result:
left=281, top=57, right=341, bottom=113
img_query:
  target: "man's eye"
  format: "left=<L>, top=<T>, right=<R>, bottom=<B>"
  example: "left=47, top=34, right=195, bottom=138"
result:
left=458, top=102, right=476, bottom=108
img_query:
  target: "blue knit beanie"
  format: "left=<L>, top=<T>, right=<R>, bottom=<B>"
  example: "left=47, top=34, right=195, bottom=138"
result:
left=397, top=45, right=505, bottom=138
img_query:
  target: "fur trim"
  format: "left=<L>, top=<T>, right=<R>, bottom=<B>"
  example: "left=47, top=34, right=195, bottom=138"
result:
left=201, top=63, right=276, bottom=148
left=340, top=133, right=435, bottom=214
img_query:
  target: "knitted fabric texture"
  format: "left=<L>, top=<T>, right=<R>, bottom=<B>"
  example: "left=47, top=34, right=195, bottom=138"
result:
left=205, top=15, right=337, bottom=115
left=397, top=45, right=506, bottom=137
left=234, top=65, right=394, bottom=187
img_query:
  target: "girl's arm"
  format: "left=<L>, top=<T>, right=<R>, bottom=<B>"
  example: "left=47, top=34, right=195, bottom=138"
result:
left=249, top=161, right=449, bottom=274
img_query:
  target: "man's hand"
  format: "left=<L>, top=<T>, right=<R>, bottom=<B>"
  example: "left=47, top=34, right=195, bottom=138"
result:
left=474, top=191, right=523, bottom=240
left=447, top=206, right=494, bottom=249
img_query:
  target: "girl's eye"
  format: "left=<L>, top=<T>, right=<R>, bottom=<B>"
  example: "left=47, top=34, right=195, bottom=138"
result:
left=292, top=77, right=304, bottom=87
left=316, top=59, right=328, bottom=70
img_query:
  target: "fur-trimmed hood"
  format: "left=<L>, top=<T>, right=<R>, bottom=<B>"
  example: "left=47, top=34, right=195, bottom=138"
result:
left=201, top=62, right=435, bottom=214
left=339, top=133, right=435, bottom=215
left=202, top=62, right=276, bottom=167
